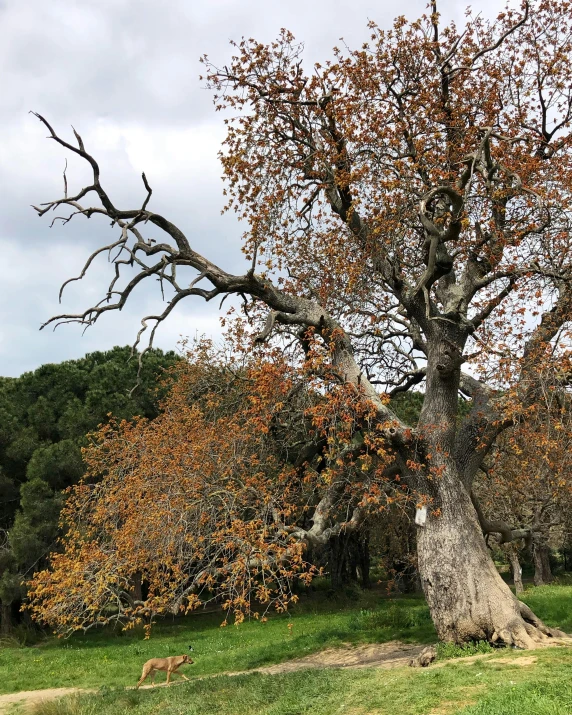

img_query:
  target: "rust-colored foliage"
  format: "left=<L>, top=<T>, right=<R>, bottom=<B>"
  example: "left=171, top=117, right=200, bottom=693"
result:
left=27, top=341, right=400, bottom=634
left=476, top=362, right=572, bottom=552
left=28, top=1, right=572, bottom=645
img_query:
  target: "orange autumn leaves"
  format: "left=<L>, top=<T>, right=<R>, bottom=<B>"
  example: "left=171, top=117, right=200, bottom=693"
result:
left=28, top=351, right=301, bottom=631
left=26, top=345, right=399, bottom=635
left=477, top=362, right=572, bottom=547
left=202, top=2, right=572, bottom=394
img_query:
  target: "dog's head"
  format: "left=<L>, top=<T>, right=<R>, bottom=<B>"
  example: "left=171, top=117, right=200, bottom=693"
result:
left=182, top=654, right=194, bottom=665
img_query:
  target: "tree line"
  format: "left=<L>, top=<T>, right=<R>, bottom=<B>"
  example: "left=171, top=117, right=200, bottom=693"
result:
left=0, top=346, right=178, bottom=634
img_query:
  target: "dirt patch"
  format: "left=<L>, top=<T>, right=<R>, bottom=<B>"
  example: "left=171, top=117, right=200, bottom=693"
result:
left=242, top=641, right=426, bottom=675
left=0, top=681, right=180, bottom=714
left=490, top=655, right=537, bottom=667
left=0, top=688, right=95, bottom=714
left=432, top=652, right=539, bottom=672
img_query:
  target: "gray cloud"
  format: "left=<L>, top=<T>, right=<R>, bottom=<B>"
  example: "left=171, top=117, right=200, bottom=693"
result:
left=0, top=0, right=499, bottom=376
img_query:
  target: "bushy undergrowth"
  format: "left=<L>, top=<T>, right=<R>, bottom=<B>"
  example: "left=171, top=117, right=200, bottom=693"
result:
left=436, top=640, right=494, bottom=660
left=0, top=622, right=46, bottom=648
left=349, top=601, right=432, bottom=632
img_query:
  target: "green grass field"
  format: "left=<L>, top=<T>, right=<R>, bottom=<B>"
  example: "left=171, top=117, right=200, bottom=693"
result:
left=1, top=582, right=571, bottom=714
left=35, top=648, right=572, bottom=715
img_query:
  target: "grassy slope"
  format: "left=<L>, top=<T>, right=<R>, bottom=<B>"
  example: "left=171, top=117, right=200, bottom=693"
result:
left=1, top=583, right=571, bottom=714
left=0, top=590, right=435, bottom=694
left=38, top=647, right=572, bottom=715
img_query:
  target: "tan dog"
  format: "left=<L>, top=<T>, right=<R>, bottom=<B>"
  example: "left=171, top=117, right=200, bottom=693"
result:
left=136, top=654, right=193, bottom=687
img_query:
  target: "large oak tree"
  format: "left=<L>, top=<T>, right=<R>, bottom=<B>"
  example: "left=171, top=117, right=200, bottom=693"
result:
left=29, top=1, right=572, bottom=646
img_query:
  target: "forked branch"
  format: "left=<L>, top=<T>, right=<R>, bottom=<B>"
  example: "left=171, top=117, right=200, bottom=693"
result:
left=31, top=113, right=408, bottom=437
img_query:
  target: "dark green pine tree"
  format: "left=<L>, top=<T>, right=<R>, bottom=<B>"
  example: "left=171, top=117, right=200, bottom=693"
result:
left=0, top=346, right=179, bottom=632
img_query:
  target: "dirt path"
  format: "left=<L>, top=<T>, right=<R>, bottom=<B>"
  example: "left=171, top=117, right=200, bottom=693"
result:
left=0, top=641, right=426, bottom=713
left=237, top=640, right=426, bottom=675
left=0, top=688, right=95, bottom=714
left=0, top=683, right=175, bottom=714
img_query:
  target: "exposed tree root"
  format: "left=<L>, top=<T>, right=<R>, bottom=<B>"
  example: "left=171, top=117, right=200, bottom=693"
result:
left=518, top=601, right=570, bottom=643
left=489, top=602, right=571, bottom=650
left=409, top=645, right=437, bottom=668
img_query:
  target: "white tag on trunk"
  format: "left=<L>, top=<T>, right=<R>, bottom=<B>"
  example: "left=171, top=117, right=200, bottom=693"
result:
left=415, top=506, right=427, bottom=527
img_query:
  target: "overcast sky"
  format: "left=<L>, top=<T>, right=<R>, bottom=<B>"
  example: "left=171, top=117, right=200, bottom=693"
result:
left=0, top=0, right=500, bottom=377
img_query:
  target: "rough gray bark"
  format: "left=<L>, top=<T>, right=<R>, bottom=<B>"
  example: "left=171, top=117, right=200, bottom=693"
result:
left=417, top=465, right=566, bottom=647
left=413, top=321, right=566, bottom=647
left=533, top=544, right=554, bottom=587
left=418, top=478, right=532, bottom=644
left=507, top=546, right=524, bottom=596
left=413, top=330, right=546, bottom=647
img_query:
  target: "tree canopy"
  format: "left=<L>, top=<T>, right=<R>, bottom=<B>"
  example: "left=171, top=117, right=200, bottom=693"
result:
left=26, top=0, right=572, bottom=647
left=28, top=341, right=417, bottom=633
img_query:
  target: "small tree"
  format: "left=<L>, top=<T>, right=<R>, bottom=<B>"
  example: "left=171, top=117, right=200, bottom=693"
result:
left=29, top=345, right=381, bottom=631
left=29, top=1, right=572, bottom=646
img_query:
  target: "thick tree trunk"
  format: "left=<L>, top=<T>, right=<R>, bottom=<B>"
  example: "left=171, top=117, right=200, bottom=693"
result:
left=129, top=572, right=144, bottom=602
left=416, top=468, right=564, bottom=647
left=404, top=329, right=567, bottom=648
left=506, top=546, right=524, bottom=595
left=328, top=534, right=347, bottom=590
left=533, top=544, right=554, bottom=586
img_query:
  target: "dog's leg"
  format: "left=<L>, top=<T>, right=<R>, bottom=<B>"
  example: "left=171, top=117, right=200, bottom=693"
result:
left=136, top=667, right=149, bottom=689
left=171, top=670, right=189, bottom=682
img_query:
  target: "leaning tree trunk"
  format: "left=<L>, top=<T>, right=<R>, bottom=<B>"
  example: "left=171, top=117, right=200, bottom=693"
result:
left=414, top=337, right=565, bottom=648
left=416, top=466, right=563, bottom=647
